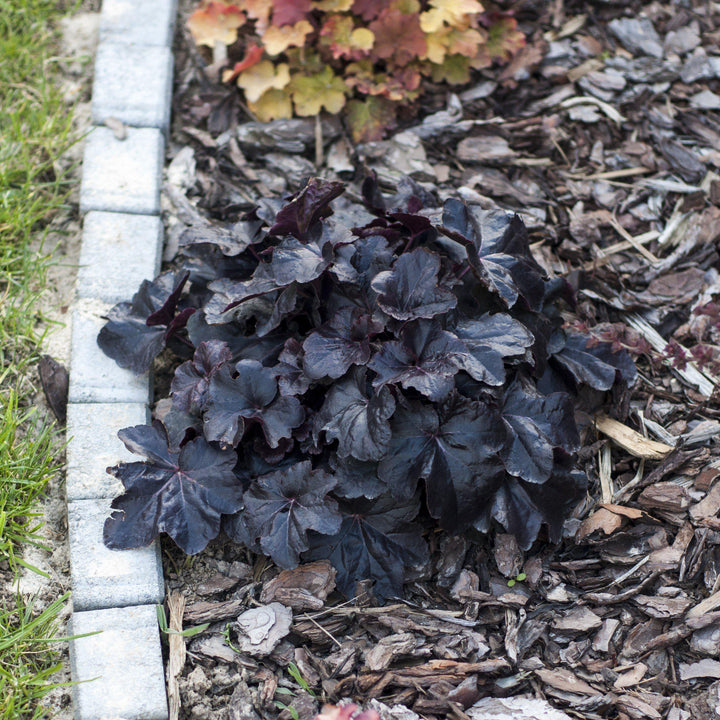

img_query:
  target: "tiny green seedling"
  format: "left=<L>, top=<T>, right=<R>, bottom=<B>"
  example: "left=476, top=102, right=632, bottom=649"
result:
left=221, top=622, right=242, bottom=653
left=274, top=694, right=300, bottom=720
left=507, top=572, right=527, bottom=588
left=273, top=662, right=316, bottom=720
left=156, top=605, right=209, bottom=638
left=287, top=662, right=316, bottom=697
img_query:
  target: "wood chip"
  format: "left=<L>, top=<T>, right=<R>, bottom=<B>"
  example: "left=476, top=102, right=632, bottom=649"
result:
left=687, top=588, right=720, bottom=619
left=535, top=667, right=600, bottom=695
left=260, top=561, right=336, bottom=611
left=235, top=603, right=292, bottom=656
left=690, top=481, right=720, bottom=521
left=679, top=659, right=720, bottom=680
left=595, top=415, right=674, bottom=460
left=614, top=663, right=647, bottom=689
left=365, top=633, right=418, bottom=671
left=167, top=591, right=186, bottom=720
left=552, top=607, right=603, bottom=632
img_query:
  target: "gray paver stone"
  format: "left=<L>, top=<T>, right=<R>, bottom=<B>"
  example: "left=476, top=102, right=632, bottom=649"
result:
left=68, top=497, right=164, bottom=611
left=70, top=604, right=168, bottom=720
left=68, top=299, right=151, bottom=404
left=79, top=126, right=164, bottom=215
left=66, top=403, right=149, bottom=501
left=99, top=0, right=177, bottom=47
left=92, top=43, right=173, bottom=130
left=78, top=211, right=163, bottom=304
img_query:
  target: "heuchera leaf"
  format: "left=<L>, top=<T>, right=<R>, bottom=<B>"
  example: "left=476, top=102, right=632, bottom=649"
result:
left=222, top=43, right=264, bottom=82
left=484, top=14, right=526, bottom=63
left=553, top=332, right=637, bottom=391
left=500, top=377, right=579, bottom=485
left=270, top=178, right=346, bottom=239
left=290, top=66, right=348, bottom=117
left=248, top=88, right=294, bottom=121
left=104, top=424, right=242, bottom=554
left=371, top=248, right=457, bottom=321
left=271, top=0, right=311, bottom=26
left=262, top=20, right=313, bottom=55
left=351, top=0, right=385, bottom=21
left=306, top=493, right=428, bottom=601
left=273, top=338, right=312, bottom=396
left=187, top=1, right=246, bottom=47
left=204, top=359, right=304, bottom=448
left=237, top=60, right=290, bottom=103
left=316, top=368, right=396, bottom=461
left=208, top=237, right=330, bottom=315
left=453, top=313, right=534, bottom=386
left=419, top=0, right=484, bottom=33
left=303, top=307, right=380, bottom=379
left=489, top=456, right=587, bottom=550
left=320, top=14, right=375, bottom=60
left=439, top=200, right=545, bottom=310
left=225, top=461, right=342, bottom=568
left=97, top=272, right=192, bottom=374
left=369, top=320, right=465, bottom=401
left=171, top=340, right=232, bottom=414
left=331, top=456, right=387, bottom=499
left=186, top=310, right=285, bottom=366
left=379, top=398, right=507, bottom=531
left=368, top=7, right=426, bottom=67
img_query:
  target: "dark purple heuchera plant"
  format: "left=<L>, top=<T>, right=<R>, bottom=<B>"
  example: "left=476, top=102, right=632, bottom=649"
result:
left=98, top=176, right=635, bottom=601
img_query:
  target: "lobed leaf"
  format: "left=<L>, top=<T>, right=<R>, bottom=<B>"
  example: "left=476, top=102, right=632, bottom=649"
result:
left=104, top=424, right=242, bottom=555
left=225, top=461, right=342, bottom=568
left=187, top=1, right=246, bottom=47
left=371, top=248, right=457, bottom=322
left=316, top=368, right=396, bottom=461
left=307, top=493, right=428, bottom=601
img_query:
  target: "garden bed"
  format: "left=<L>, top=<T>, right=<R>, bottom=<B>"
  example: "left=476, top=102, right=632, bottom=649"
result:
left=105, top=0, right=720, bottom=718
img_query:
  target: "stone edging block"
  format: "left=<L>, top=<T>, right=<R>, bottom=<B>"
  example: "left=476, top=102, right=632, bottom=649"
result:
left=68, top=497, right=164, bottom=612
left=66, top=0, right=176, bottom=715
left=66, top=402, right=149, bottom=501
left=79, top=126, right=164, bottom=215
left=92, top=43, right=174, bottom=130
left=68, top=299, right=151, bottom=404
left=70, top=604, right=168, bottom=720
left=99, top=0, right=178, bottom=47
left=77, top=211, right=163, bottom=304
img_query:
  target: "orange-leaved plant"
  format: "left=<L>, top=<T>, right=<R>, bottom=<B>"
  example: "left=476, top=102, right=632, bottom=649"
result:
left=188, top=0, right=524, bottom=141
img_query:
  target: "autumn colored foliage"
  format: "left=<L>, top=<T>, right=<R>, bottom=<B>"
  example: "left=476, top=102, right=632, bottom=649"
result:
left=187, top=0, right=525, bottom=141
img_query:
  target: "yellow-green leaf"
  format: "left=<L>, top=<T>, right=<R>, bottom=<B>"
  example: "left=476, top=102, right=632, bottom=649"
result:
left=419, top=0, right=484, bottom=33
left=238, top=60, right=290, bottom=102
left=248, top=88, right=294, bottom=121
left=346, top=96, right=397, bottom=142
left=350, top=28, right=375, bottom=51
left=262, top=19, right=313, bottom=55
left=312, top=0, right=353, bottom=10
left=431, top=54, right=471, bottom=84
left=291, top=66, right=347, bottom=116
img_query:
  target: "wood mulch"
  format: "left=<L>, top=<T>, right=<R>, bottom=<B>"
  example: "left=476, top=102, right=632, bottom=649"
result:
left=158, top=1, right=720, bottom=718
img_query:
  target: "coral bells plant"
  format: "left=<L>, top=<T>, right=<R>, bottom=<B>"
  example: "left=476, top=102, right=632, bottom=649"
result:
left=187, top=0, right=525, bottom=140
left=98, top=177, right=635, bottom=601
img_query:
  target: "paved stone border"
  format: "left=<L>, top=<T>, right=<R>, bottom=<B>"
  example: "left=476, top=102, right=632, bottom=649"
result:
left=67, top=0, right=177, bottom=717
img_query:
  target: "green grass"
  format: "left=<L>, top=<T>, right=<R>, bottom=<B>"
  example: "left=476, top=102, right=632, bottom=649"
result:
left=0, top=0, right=82, bottom=716
left=0, top=593, right=71, bottom=719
